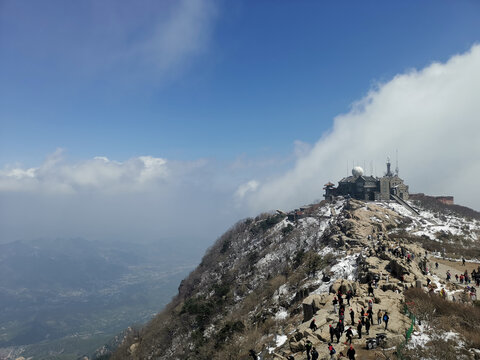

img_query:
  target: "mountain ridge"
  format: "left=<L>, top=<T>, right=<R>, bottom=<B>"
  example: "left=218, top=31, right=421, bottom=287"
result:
left=111, top=196, right=480, bottom=360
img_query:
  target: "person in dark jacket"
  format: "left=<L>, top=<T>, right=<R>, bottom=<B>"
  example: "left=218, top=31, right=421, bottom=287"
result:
left=309, top=318, right=317, bottom=331
left=360, top=308, right=365, bottom=325
left=311, top=347, right=319, bottom=360
left=305, top=340, right=313, bottom=360
left=347, top=345, right=356, bottom=359
left=365, top=317, right=370, bottom=335
left=368, top=283, right=374, bottom=296
left=346, top=290, right=352, bottom=305
left=345, top=327, right=353, bottom=344
left=335, top=327, right=341, bottom=343
left=357, top=320, right=362, bottom=339
left=329, top=324, right=335, bottom=342
left=384, top=312, right=390, bottom=330
left=337, top=319, right=344, bottom=334
left=349, top=308, right=355, bottom=325
left=367, top=308, right=374, bottom=325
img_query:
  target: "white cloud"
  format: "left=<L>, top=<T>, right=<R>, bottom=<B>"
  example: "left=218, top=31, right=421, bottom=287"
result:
left=0, top=151, right=242, bottom=245
left=240, top=44, right=480, bottom=212
left=0, top=152, right=173, bottom=194
left=135, top=0, right=217, bottom=76
left=234, top=180, right=259, bottom=201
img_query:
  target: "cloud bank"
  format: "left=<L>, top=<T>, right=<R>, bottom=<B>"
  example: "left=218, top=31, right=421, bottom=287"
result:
left=0, top=150, right=237, bottom=245
left=2, top=45, right=479, bottom=246
left=238, top=44, right=480, bottom=212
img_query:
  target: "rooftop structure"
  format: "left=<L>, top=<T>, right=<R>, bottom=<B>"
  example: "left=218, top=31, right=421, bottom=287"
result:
left=324, top=159, right=409, bottom=202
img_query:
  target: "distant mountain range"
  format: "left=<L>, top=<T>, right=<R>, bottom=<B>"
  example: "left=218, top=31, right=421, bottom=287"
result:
left=0, top=238, right=199, bottom=360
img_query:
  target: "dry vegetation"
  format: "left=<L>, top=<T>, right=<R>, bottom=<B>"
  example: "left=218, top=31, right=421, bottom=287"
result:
left=402, top=287, right=480, bottom=359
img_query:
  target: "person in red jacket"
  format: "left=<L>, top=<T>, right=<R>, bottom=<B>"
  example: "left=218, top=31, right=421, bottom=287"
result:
left=327, top=343, right=336, bottom=360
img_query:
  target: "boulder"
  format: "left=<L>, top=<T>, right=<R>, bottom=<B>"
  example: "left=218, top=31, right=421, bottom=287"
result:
left=302, top=293, right=330, bottom=321
left=329, top=279, right=358, bottom=295
left=289, top=339, right=304, bottom=353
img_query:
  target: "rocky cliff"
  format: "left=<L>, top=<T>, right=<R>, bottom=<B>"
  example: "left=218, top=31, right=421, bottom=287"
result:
left=111, top=197, right=480, bottom=360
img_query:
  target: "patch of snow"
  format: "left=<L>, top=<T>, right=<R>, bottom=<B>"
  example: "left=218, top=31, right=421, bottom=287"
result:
left=408, top=322, right=463, bottom=349
left=311, top=253, right=359, bottom=295
left=275, top=334, right=288, bottom=348
left=267, top=334, right=288, bottom=353
left=330, top=254, right=358, bottom=281
left=274, top=309, right=288, bottom=320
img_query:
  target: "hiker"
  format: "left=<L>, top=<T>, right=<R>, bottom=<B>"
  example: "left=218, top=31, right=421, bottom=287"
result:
left=360, top=308, right=365, bottom=325
left=446, top=270, right=451, bottom=281
left=333, top=297, right=338, bottom=314
left=435, top=262, right=439, bottom=269
left=248, top=349, right=258, bottom=360
left=310, top=318, right=317, bottom=331
left=335, top=326, right=341, bottom=343
left=426, top=278, right=431, bottom=286
left=347, top=345, right=356, bottom=360
left=383, top=312, right=389, bottom=330
left=463, top=257, right=466, bottom=266
left=365, top=317, right=371, bottom=335
left=367, top=307, right=374, bottom=325
left=349, top=308, right=355, bottom=325
left=328, top=343, right=336, bottom=360
left=337, top=319, right=344, bottom=334
left=305, top=340, right=313, bottom=360
left=346, top=290, right=352, bottom=305
left=311, top=347, right=319, bottom=360
left=368, top=283, right=374, bottom=297
left=329, top=324, right=335, bottom=343
left=357, top=321, right=362, bottom=339
left=377, top=309, right=383, bottom=325
left=345, top=327, right=353, bottom=344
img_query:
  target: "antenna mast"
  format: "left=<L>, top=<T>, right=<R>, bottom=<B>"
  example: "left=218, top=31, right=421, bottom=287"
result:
left=395, top=149, right=399, bottom=175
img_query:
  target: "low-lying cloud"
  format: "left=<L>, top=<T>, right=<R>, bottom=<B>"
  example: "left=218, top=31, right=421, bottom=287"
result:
left=239, top=44, right=480, bottom=213
left=0, top=150, right=238, bottom=245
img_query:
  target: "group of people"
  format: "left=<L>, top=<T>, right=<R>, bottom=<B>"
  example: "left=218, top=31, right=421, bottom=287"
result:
left=452, top=268, right=480, bottom=287
left=314, top=288, right=389, bottom=359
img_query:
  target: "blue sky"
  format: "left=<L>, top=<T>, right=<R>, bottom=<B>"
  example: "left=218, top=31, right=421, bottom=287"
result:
left=1, top=1, right=479, bottom=164
left=1, top=1, right=480, bottom=245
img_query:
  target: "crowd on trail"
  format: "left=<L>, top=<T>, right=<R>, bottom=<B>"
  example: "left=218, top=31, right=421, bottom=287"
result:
left=426, top=262, right=480, bottom=302
left=313, top=286, right=389, bottom=360
left=247, top=234, right=480, bottom=360
left=248, top=285, right=391, bottom=359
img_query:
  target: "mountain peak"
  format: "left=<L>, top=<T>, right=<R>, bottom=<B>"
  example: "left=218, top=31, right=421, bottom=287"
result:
left=111, top=197, right=480, bottom=360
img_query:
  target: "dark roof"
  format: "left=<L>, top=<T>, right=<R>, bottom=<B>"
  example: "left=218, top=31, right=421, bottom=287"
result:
left=339, top=175, right=377, bottom=184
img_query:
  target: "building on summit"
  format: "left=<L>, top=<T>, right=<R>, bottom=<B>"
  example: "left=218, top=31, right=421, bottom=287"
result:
left=324, top=159, right=409, bottom=202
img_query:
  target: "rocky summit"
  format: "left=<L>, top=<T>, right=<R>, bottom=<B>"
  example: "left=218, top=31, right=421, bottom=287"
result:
left=111, top=196, right=480, bottom=360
